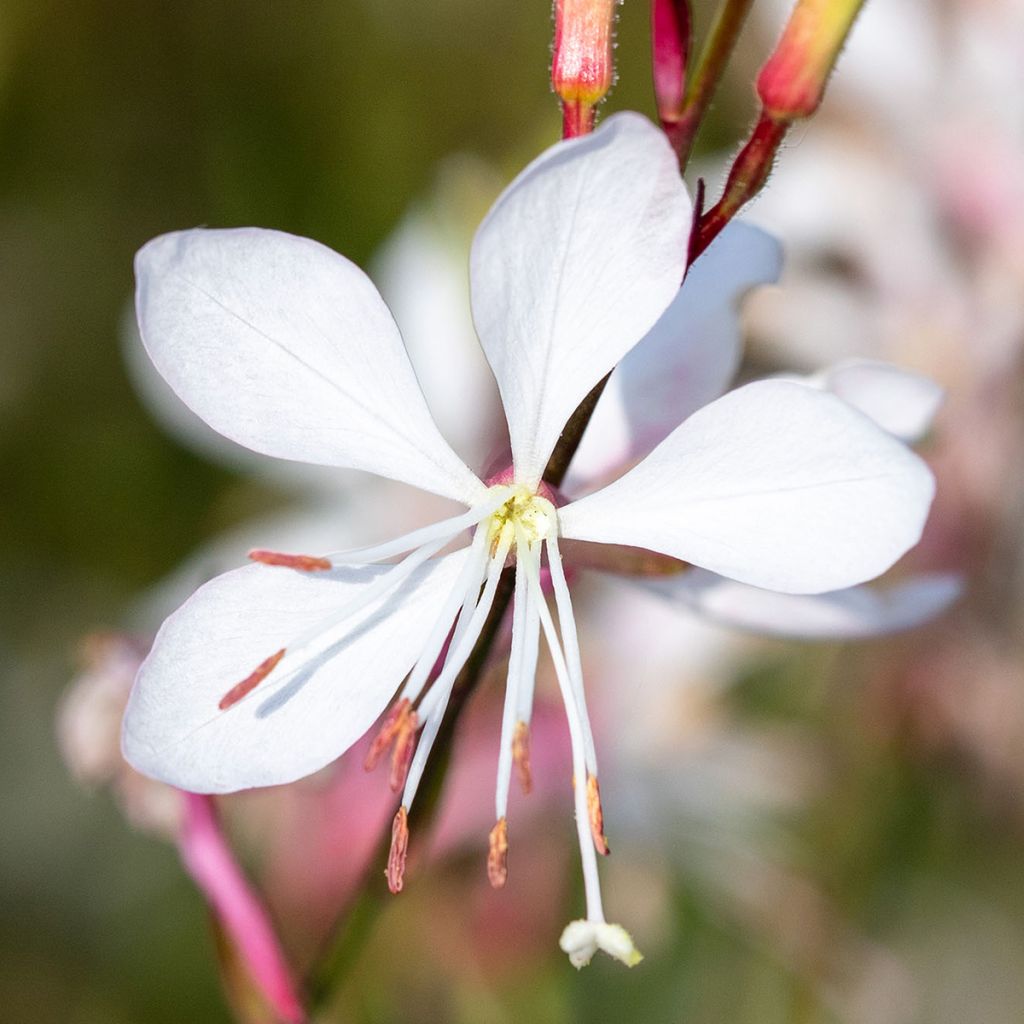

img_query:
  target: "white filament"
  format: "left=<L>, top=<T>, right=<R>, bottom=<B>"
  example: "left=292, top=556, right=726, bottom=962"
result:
left=546, top=533, right=598, bottom=776
left=321, top=492, right=509, bottom=565
left=515, top=581, right=541, bottom=726
left=517, top=526, right=606, bottom=924
left=399, top=527, right=492, bottom=705
left=401, top=530, right=512, bottom=811
left=495, top=545, right=535, bottom=821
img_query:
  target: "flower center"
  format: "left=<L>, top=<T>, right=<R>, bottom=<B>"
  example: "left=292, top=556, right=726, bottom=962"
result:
left=485, top=484, right=558, bottom=550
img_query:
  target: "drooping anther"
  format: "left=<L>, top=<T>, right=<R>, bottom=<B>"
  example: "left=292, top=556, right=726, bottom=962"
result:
left=364, top=698, right=420, bottom=791
left=586, top=774, right=610, bottom=856
left=218, top=648, right=286, bottom=710
left=512, top=720, right=533, bottom=795
left=487, top=817, right=509, bottom=889
left=248, top=549, right=333, bottom=572
left=386, top=805, right=409, bottom=894
left=364, top=699, right=409, bottom=771
left=388, top=709, right=419, bottom=793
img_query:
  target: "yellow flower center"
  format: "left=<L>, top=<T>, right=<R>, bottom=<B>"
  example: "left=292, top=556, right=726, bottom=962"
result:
left=485, top=485, right=558, bottom=551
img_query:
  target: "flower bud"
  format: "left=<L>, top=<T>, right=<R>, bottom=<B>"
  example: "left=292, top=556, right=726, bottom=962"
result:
left=757, top=0, right=864, bottom=119
left=552, top=0, right=618, bottom=137
left=651, top=0, right=690, bottom=126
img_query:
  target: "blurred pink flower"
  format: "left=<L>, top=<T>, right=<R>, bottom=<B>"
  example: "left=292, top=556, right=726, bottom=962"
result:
left=59, top=636, right=304, bottom=1023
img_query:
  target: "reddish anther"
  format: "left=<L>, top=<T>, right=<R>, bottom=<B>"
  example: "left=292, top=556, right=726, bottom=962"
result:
left=387, top=806, right=409, bottom=894
left=364, top=698, right=410, bottom=771
left=248, top=549, right=332, bottom=572
left=488, top=818, right=509, bottom=889
left=512, top=720, right=533, bottom=795
left=388, top=709, right=419, bottom=794
left=218, top=648, right=286, bottom=711
left=586, top=773, right=610, bottom=856
left=364, top=699, right=420, bottom=792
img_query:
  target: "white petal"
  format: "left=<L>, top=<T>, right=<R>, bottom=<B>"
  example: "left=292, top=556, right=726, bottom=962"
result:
left=371, top=177, right=504, bottom=470
left=568, top=221, right=782, bottom=488
left=559, top=380, right=935, bottom=594
left=122, top=550, right=469, bottom=793
left=135, top=228, right=485, bottom=504
left=470, top=112, right=692, bottom=486
left=646, top=568, right=962, bottom=639
left=807, top=360, right=944, bottom=442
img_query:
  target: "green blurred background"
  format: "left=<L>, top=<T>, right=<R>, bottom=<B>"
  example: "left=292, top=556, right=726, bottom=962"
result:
left=3, top=2, right=1024, bottom=1022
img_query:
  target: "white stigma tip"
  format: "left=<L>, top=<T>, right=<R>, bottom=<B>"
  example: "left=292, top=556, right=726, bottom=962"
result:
left=558, top=919, right=643, bottom=969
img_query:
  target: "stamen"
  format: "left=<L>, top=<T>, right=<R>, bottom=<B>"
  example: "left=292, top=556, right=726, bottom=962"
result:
left=363, top=698, right=412, bottom=771
left=517, top=527, right=607, bottom=925
left=513, top=720, right=533, bottom=795
left=401, top=532, right=512, bottom=811
left=386, top=805, right=409, bottom=894
left=547, top=534, right=598, bottom=776
left=487, top=817, right=509, bottom=889
left=318, top=495, right=510, bottom=566
left=363, top=698, right=420, bottom=792
left=282, top=534, right=454, bottom=675
left=389, top=708, right=419, bottom=793
left=218, top=648, right=286, bottom=710
left=399, top=527, right=491, bottom=706
left=494, top=548, right=531, bottom=822
left=586, top=774, right=610, bottom=856
left=516, top=582, right=541, bottom=727
left=248, top=549, right=332, bottom=572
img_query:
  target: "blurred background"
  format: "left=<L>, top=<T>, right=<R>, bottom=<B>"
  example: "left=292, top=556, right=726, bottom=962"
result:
left=3, top=0, right=1024, bottom=1021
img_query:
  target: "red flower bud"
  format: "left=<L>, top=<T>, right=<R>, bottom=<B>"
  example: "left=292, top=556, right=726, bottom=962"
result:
left=757, top=0, right=864, bottom=120
left=552, top=0, right=618, bottom=137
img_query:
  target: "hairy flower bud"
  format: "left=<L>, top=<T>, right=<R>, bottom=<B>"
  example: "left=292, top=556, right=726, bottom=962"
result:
left=552, top=0, right=618, bottom=137
left=757, top=0, right=864, bottom=120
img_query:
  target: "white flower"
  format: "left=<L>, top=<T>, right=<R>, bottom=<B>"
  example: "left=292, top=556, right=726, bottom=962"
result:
left=122, top=112, right=934, bottom=966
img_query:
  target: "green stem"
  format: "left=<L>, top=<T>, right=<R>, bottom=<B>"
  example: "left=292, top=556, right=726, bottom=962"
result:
left=674, top=0, right=755, bottom=168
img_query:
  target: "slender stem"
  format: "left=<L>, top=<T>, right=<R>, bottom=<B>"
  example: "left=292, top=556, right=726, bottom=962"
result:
left=673, top=0, right=755, bottom=168
left=543, top=372, right=611, bottom=488
left=692, top=110, right=788, bottom=258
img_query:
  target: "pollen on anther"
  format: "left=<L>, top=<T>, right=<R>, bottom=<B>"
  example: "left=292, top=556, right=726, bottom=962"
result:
left=390, top=711, right=419, bottom=793
left=364, top=698, right=411, bottom=771
left=218, top=648, right=286, bottom=710
left=387, top=806, right=410, bottom=894
left=586, top=774, right=610, bottom=856
left=364, top=699, right=419, bottom=791
left=512, top=720, right=533, bottom=795
left=488, top=817, right=509, bottom=889
left=249, top=549, right=333, bottom=572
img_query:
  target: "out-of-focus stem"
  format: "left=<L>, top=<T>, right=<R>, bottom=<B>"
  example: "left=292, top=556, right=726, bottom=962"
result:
left=179, top=792, right=305, bottom=1024
left=693, top=0, right=866, bottom=257
left=673, top=0, right=755, bottom=167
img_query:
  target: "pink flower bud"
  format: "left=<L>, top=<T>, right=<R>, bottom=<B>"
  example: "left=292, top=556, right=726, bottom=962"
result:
left=651, top=0, right=690, bottom=126
left=552, top=0, right=617, bottom=137
left=757, top=0, right=863, bottom=120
